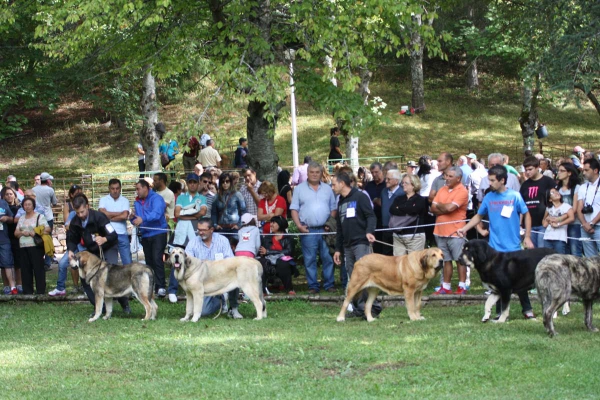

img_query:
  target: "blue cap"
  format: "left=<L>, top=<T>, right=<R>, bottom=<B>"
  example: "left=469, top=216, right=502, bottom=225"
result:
left=186, top=173, right=200, bottom=182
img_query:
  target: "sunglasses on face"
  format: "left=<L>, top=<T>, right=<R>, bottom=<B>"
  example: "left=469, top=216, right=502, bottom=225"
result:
left=202, top=180, right=210, bottom=184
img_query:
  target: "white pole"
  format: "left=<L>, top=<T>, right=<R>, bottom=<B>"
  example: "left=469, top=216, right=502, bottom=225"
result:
left=290, top=61, right=299, bottom=168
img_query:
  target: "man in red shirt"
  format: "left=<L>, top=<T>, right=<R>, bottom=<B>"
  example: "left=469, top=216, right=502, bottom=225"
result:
left=183, top=136, right=200, bottom=173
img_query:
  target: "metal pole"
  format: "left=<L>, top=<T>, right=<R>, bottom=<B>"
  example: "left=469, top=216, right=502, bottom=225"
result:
left=290, top=61, right=299, bottom=168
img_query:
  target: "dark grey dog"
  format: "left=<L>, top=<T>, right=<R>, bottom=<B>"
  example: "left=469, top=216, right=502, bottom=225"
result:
left=535, top=254, right=600, bottom=337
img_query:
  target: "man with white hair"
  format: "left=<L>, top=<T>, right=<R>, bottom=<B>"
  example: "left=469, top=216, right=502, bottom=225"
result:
left=478, top=153, right=520, bottom=203
left=380, top=169, right=404, bottom=255
left=457, top=156, right=473, bottom=185
left=32, top=172, right=57, bottom=270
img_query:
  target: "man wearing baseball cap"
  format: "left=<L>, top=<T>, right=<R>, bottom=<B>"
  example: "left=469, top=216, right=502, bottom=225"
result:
left=167, top=172, right=208, bottom=303
left=406, top=161, right=418, bottom=175
left=32, top=172, right=57, bottom=270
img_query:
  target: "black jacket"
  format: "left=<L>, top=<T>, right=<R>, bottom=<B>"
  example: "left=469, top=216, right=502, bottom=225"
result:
left=389, top=194, right=428, bottom=234
left=336, top=187, right=376, bottom=251
left=261, top=235, right=293, bottom=257
left=67, top=209, right=118, bottom=255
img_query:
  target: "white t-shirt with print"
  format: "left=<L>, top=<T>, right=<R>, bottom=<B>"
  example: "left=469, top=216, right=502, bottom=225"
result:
left=543, top=203, right=572, bottom=242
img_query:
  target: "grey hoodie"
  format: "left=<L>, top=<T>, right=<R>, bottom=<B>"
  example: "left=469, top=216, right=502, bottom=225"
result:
left=235, top=225, right=261, bottom=255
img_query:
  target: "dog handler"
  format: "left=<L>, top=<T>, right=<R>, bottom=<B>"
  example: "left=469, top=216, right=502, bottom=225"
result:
left=331, top=171, right=380, bottom=319
left=457, top=165, right=536, bottom=319
left=67, top=194, right=130, bottom=314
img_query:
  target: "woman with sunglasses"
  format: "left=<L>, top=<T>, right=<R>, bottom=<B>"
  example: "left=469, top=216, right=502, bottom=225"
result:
left=212, top=172, right=247, bottom=233
left=556, top=162, right=582, bottom=256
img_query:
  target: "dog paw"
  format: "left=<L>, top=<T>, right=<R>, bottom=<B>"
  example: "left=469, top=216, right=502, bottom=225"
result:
left=88, top=318, right=96, bottom=323
left=366, top=317, right=376, bottom=323
left=590, top=327, right=599, bottom=333
left=102, top=316, right=111, bottom=320
left=481, top=317, right=489, bottom=323
left=562, top=310, right=570, bottom=316
left=180, top=317, right=190, bottom=322
left=336, top=316, right=345, bottom=322
left=253, top=317, right=262, bottom=321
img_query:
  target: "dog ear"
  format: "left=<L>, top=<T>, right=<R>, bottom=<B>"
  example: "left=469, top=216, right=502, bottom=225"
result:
left=420, top=251, right=430, bottom=270
left=185, top=255, right=192, bottom=266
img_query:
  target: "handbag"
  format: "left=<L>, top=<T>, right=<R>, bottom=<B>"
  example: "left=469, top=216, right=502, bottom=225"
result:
left=33, top=215, right=44, bottom=248
left=161, top=152, right=171, bottom=167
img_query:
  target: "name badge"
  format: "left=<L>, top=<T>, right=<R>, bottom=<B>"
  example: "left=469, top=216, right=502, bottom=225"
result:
left=214, top=253, right=224, bottom=260
left=501, top=205, right=513, bottom=218
left=346, top=207, right=356, bottom=218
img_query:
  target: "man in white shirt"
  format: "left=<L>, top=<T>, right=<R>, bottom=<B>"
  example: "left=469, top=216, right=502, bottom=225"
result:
left=577, top=158, right=600, bottom=256
left=478, top=153, right=520, bottom=203
left=153, top=173, right=175, bottom=223
left=98, top=179, right=132, bottom=265
left=199, top=139, right=222, bottom=168
left=32, top=172, right=58, bottom=270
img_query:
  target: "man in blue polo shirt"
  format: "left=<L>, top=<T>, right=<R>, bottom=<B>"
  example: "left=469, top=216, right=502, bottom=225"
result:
left=458, top=165, right=536, bottom=319
left=290, top=161, right=337, bottom=293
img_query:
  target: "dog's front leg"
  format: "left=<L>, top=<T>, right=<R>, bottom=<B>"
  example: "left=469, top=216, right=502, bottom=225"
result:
left=364, top=288, right=379, bottom=322
left=413, top=290, right=425, bottom=320
left=180, top=291, right=194, bottom=322
left=482, top=293, right=499, bottom=322
left=404, top=287, right=419, bottom=321
left=103, top=298, right=113, bottom=320
left=191, top=292, right=205, bottom=322
left=89, top=291, right=104, bottom=323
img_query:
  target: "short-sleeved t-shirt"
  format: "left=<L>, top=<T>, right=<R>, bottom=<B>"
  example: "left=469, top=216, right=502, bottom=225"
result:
left=137, top=143, right=145, bottom=160
left=544, top=203, right=572, bottom=242
left=17, top=212, right=49, bottom=248
left=259, top=195, right=288, bottom=234
left=98, top=195, right=130, bottom=235
left=176, top=192, right=207, bottom=217
left=329, top=136, right=343, bottom=160
left=0, top=199, right=14, bottom=245
left=520, top=175, right=556, bottom=227
left=156, top=188, right=176, bottom=219
left=199, top=147, right=222, bottom=167
left=32, top=184, right=57, bottom=221
left=432, top=184, right=469, bottom=236
left=577, top=177, right=600, bottom=224
left=478, top=188, right=528, bottom=252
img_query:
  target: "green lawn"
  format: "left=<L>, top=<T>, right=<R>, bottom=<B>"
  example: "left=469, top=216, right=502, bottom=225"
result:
left=1, top=299, right=599, bottom=399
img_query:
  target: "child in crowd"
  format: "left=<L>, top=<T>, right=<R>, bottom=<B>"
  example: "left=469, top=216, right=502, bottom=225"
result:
left=542, top=187, right=575, bottom=254
left=234, top=213, right=261, bottom=258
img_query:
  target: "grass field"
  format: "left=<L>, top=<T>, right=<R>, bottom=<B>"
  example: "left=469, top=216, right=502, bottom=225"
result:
left=1, top=299, right=599, bottom=399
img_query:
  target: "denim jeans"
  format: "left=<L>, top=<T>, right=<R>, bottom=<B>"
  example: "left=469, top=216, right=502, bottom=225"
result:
left=299, top=228, right=334, bottom=291
left=531, top=226, right=546, bottom=248
left=567, top=224, right=583, bottom=257
left=56, top=244, right=85, bottom=291
left=544, top=239, right=567, bottom=254
left=581, top=225, right=600, bottom=257
left=117, top=234, right=132, bottom=265
left=141, top=233, right=168, bottom=290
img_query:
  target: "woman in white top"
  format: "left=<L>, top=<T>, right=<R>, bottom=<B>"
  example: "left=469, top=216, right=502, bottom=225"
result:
left=556, top=162, right=582, bottom=256
left=542, top=188, right=575, bottom=254
left=416, top=155, right=440, bottom=197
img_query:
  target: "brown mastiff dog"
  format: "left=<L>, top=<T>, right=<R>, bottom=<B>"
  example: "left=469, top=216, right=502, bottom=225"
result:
left=336, top=248, right=444, bottom=322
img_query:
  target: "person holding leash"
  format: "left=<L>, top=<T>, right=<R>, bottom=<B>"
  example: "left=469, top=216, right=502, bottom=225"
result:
left=67, top=194, right=130, bottom=314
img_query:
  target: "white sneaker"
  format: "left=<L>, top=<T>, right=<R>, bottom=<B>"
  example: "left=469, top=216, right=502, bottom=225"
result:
left=346, top=303, right=354, bottom=313
left=228, top=308, right=243, bottom=319
left=48, top=288, right=66, bottom=296
left=168, top=293, right=178, bottom=303
left=157, top=288, right=167, bottom=298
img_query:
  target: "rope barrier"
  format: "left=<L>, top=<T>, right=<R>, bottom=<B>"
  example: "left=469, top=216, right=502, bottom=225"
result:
left=131, top=219, right=600, bottom=242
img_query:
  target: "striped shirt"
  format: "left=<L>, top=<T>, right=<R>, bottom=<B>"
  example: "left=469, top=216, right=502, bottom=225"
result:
left=185, top=232, right=234, bottom=260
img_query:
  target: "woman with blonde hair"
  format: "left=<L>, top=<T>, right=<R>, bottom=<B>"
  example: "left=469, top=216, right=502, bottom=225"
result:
left=389, top=174, right=429, bottom=255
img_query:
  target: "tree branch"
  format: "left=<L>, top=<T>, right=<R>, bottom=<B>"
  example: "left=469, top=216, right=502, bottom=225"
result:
left=575, top=83, right=600, bottom=117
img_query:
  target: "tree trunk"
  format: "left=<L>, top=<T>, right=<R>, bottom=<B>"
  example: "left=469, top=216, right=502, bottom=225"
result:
left=575, top=84, right=600, bottom=116
left=247, top=100, right=279, bottom=184
left=466, top=59, right=479, bottom=90
left=518, top=81, right=540, bottom=152
left=410, top=15, right=425, bottom=113
left=139, top=66, right=160, bottom=171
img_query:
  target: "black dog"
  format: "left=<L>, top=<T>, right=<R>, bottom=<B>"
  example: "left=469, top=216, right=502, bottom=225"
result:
left=460, top=240, right=555, bottom=322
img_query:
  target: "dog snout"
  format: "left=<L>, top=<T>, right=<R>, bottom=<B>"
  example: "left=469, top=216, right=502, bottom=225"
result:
left=435, top=259, right=444, bottom=271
